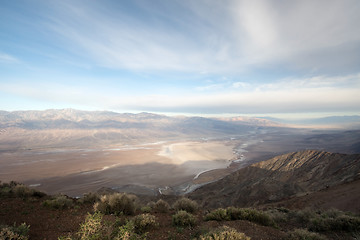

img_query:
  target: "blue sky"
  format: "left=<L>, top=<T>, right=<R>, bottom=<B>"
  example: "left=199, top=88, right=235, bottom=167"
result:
left=1, top=0, right=360, bottom=118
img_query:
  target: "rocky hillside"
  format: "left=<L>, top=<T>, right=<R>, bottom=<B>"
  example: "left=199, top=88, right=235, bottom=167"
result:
left=189, top=150, right=360, bottom=209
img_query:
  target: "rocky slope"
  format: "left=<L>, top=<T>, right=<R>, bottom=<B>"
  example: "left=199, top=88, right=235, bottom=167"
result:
left=189, top=150, right=360, bottom=209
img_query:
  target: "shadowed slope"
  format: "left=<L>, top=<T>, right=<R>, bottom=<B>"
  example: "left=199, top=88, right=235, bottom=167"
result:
left=189, top=150, right=360, bottom=209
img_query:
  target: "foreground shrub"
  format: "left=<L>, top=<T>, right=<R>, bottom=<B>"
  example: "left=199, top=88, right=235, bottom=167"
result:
left=43, top=195, right=74, bottom=209
left=173, top=197, right=198, bottom=213
left=309, top=213, right=360, bottom=232
left=113, top=221, right=146, bottom=240
left=133, top=213, right=157, bottom=233
left=94, top=193, right=138, bottom=215
left=197, top=226, right=250, bottom=240
left=286, top=228, right=326, bottom=240
left=204, top=208, right=229, bottom=221
left=153, top=199, right=170, bottom=213
left=0, top=223, right=30, bottom=240
left=0, top=181, right=45, bottom=198
left=140, top=206, right=152, bottom=213
left=79, top=192, right=100, bottom=204
left=0, top=183, right=12, bottom=197
left=265, top=208, right=289, bottom=224
left=285, top=208, right=360, bottom=233
left=289, top=208, right=317, bottom=225
left=13, top=184, right=36, bottom=198
left=205, top=207, right=276, bottom=227
left=146, top=201, right=156, bottom=209
left=226, top=207, right=276, bottom=227
left=77, top=212, right=104, bottom=240
left=172, top=210, right=197, bottom=227
left=59, top=212, right=134, bottom=240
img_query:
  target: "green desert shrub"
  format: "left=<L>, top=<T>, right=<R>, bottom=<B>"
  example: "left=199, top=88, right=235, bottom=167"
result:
left=133, top=213, right=157, bottom=233
left=284, top=208, right=360, bottom=233
left=286, top=228, right=326, bottom=240
left=79, top=192, right=100, bottom=204
left=265, top=208, right=289, bottom=224
left=140, top=206, right=152, bottom=213
left=172, top=210, right=197, bottom=227
left=77, top=212, right=104, bottom=240
left=146, top=201, right=156, bottom=209
left=0, top=183, right=12, bottom=197
left=13, top=184, right=36, bottom=198
left=173, top=197, right=198, bottom=213
left=0, top=181, right=45, bottom=198
left=153, top=199, right=170, bottom=213
left=226, top=207, right=276, bottom=227
left=309, top=213, right=360, bottom=232
left=43, top=195, right=74, bottom=209
left=112, top=220, right=146, bottom=240
left=197, top=226, right=251, bottom=240
left=0, top=223, right=30, bottom=240
left=94, top=193, right=138, bottom=215
left=204, top=208, right=230, bottom=221
left=289, top=208, right=317, bottom=225
left=205, top=207, right=276, bottom=227
left=59, top=212, right=133, bottom=240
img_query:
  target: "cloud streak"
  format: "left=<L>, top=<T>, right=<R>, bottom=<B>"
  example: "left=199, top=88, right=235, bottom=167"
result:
left=0, top=53, right=20, bottom=64
left=37, top=0, right=360, bottom=74
left=1, top=74, right=358, bottom=115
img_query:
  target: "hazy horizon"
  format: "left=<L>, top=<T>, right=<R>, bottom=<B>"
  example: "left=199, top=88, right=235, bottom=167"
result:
left=1, top=107, right=360, bottom=121
left=1, top=1, right=360, bottom=117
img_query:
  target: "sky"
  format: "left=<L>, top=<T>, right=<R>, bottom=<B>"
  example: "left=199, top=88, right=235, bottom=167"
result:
left=1, top=0, right=360, bottom=118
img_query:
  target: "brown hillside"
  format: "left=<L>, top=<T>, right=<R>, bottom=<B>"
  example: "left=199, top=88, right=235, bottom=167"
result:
left=189, top=150, right=360, bottom=209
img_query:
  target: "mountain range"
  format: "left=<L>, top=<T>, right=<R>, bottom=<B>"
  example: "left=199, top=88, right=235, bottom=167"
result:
left=0, top=109, right=280, bottom=150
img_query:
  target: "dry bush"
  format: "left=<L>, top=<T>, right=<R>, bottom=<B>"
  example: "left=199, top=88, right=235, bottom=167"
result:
left=197, top=226, right=250, bottom=240
left=77, top=212, right=104, bottom=240
left=205, top=207, right=276, bottom=227
left=173, top=197, right=198, bottom=213
left=43, top=195, right=74, bottom=209
left=287, top=208, right=360, bottom=233
left=140, top=206, right=152, bottom=213
left=0, top=223, right=30, bottom=240
left=172, top=210, right=197, bottom=227
left=112, top=221, right=144, bottom=240
left=133, top=213, right=157, bottom=233
left=204, top=208, right=229, bottom=221
left=79, top=192, right=100, bottom=204
left=94, top=193, right=138, bottom=215
left=153, top=199, right=170, bottom=213
left=309, top=212, right=360, bottom=232
left=289, top=208, right=317, bottom=225
left=286, top=228, right=326, bottom=240
left=226, top=207, right=276, bottom=227
left=146, top=201, right=156, bottom=208
left=0, top=182, right=45, bottom=198
left=265, top=208, right=289, bottom=224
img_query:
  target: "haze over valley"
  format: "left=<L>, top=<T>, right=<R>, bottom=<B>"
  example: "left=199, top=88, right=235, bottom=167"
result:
left=0, top=109, right=359, bottom=197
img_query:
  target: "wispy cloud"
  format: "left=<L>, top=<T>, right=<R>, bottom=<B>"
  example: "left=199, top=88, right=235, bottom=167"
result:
left=232, top=82, right=250, bottom=89
left=119, top=88, right=360, bottom=114
left=0, top=53, right=20, bottom=64
left=37, top=0, right=360, bottom=74
left=2, top=74, right=358, bottom=115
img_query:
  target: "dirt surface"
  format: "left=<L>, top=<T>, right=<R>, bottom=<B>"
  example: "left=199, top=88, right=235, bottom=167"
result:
left=0, top=195, right=288, bottom=240
left=0, top=196, right=92, bottom=240
left=265, top=178, right=360, bottom=214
